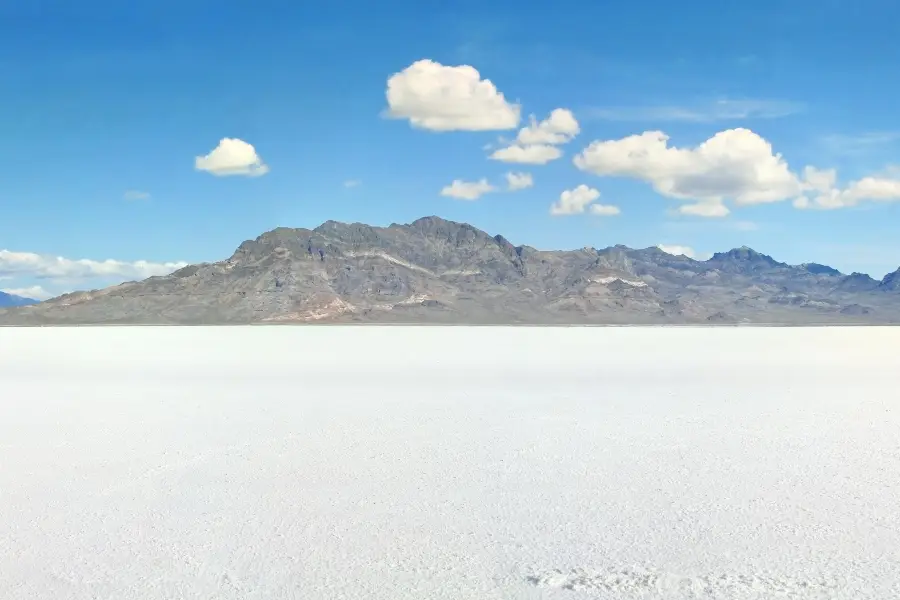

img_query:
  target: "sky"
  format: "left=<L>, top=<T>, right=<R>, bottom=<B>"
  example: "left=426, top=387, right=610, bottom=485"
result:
left=2, top=0, right=900, bottom=300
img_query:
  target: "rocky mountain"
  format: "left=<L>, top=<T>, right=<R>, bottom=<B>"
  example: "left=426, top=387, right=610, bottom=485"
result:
left=1, top=216, right=899, bottom=325
left=0, top=291, right=38, bottom=308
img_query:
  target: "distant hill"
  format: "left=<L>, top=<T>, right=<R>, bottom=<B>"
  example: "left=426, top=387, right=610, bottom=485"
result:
left=0, top=291, right=39, bottom=308
left=1, top=216, right=899, bottom=325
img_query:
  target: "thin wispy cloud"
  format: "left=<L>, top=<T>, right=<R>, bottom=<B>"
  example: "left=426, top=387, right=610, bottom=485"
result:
left=585, top=99, right=804, bottom=123
left=123, top=190, right=151, bottom=201
left=343, top=180, right=362, bottom=188
left=820, top=131, right=900, bottom=155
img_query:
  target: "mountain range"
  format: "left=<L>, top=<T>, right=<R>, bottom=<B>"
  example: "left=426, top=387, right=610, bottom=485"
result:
left=2, top=216, right=899, bottom=325
left=0, top=291, right=39, bottom=308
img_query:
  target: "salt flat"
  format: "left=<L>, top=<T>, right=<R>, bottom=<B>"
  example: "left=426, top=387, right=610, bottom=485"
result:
left=1, top=326, right=899, bottom=599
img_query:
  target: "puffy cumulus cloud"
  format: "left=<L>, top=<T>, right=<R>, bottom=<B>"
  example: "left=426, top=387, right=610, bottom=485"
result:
left=440, top=178, right=495, bottom=200
left=515, top=109, right=580, bottom=145
left=802, top=166, right=838, bottom=192
left=385, top=59, right=520, bottom=132
left=574, top=127, right=900, bottom=216
left=195, top=138, right=269, bottom=177
left=0, top=250, right=188, bottom=281
left=490, top=108, right=579, bottom=165
left=795, top=174, right=900, bottom=210
left=0, top=285, right=53, bottom=300
left=550, top=184, right=619, bottom=216
left=657, top=244, right=696, bottom=259
left=505, top=171, right=533, bottom=191
left=574, top=129, right=802, bottom=212
left=490, top=143, right=562, bottom=165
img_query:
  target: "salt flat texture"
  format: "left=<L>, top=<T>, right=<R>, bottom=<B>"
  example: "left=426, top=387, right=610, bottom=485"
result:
left=1, top=326, right=899, bottom=600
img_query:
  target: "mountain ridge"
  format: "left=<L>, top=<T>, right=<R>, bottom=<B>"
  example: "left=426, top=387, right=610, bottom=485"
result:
left=0, top=291, right=39, bottom=308
left=1, top=215, right=899, bottom=325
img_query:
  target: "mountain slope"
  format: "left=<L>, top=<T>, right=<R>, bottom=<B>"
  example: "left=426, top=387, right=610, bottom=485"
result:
left=1, top=216, right=899, bottom=325
left=0, top=291, right=38, bottom=308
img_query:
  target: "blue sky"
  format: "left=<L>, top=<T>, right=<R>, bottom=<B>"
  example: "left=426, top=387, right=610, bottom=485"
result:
left=2, top=0, right=900, bottom=300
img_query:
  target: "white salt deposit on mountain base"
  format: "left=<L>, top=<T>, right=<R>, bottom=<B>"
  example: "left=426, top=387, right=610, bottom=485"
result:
left=1, top=326, right=899, bottom=599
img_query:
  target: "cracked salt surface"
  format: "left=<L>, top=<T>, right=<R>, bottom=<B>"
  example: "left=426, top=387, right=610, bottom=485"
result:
left=1, top=326, right=900, bottom=599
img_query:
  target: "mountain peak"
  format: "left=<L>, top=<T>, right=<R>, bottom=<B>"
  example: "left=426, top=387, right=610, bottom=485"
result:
left=409, top=215, right=455, bottom=228
left=800, top=262, right=842, bottom=276
left=721, top=246, right=762, bottom=258
left=880, top=267, right=900, bottom=291
left=709, top=246, right=784, bottom=266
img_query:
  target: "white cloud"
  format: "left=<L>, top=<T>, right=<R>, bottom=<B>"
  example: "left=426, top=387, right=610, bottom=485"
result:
left=575, top=128, right=801, bottom=208
left=123, top=190, right=150, bottom=201
left=802, top=166, right=837, bottom=192
left=1, top=285, right=52, bottom=300
left=587, top=99, right=804, bottom=122
left=505, top=172, right=533, bottom=191
left=0, top=250, right=188, bottom=281
left=490, top=108, right=579, bottom=165
left=440, top=178, right=495, bottom=200
left=550, top=184, right=619, bottom=216
left=385, top=59, right=520, bottom=131
left=796, top=175, right=900, bottom=210
left=589, top=203, right=621, bottom=216
left=343, top=179, right=362, bottom=188
left=515, top=109, right=580, bottom=145
left=195, top=138, right=269, bottom=177
left=574, top=127, right=900, bottom=215
left=678, top=202, right=731, bottom=218
left=490, top=143, right=562, bottom=164
left=657, top=244, right=696, bottom=259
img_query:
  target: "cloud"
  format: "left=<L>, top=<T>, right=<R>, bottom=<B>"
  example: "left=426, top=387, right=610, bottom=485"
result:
left=586, top=99, right=804, bottom=122
left=385, top=59, right=520, bottom=131
left=195, top=138, right=269, bottom=177
left=801, top=166, right=837, bottom=193
left=515, top=109, right=580, bottom=145
left=820, top=131, right=900, bottom=155
left=795, top=175, right=900, bottom=210
left=0, top=250, right=188, bottom=281
left=343, top=179, right=362, bottom=188
left=490, top=108, right=579, bottom=164
left=677, top=202, right=731, bottom=218
left=657, top=244, right=696, bottom=259
left=440, top=178, right=495, bottom=200
left=490, top=143, right=562, bottom=164
left=0, top=285, right=52, bottom=300
left=123, top=190, right=150, bottom=201
left=575, top=127, right=900, bottom=215
left=550, top=184, right=619, bottom=216
left=589, top=203, right=621, bottom=216
left=505, top=172, right=533, bottom=191
left=574, top=128, right=806, bottom=217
